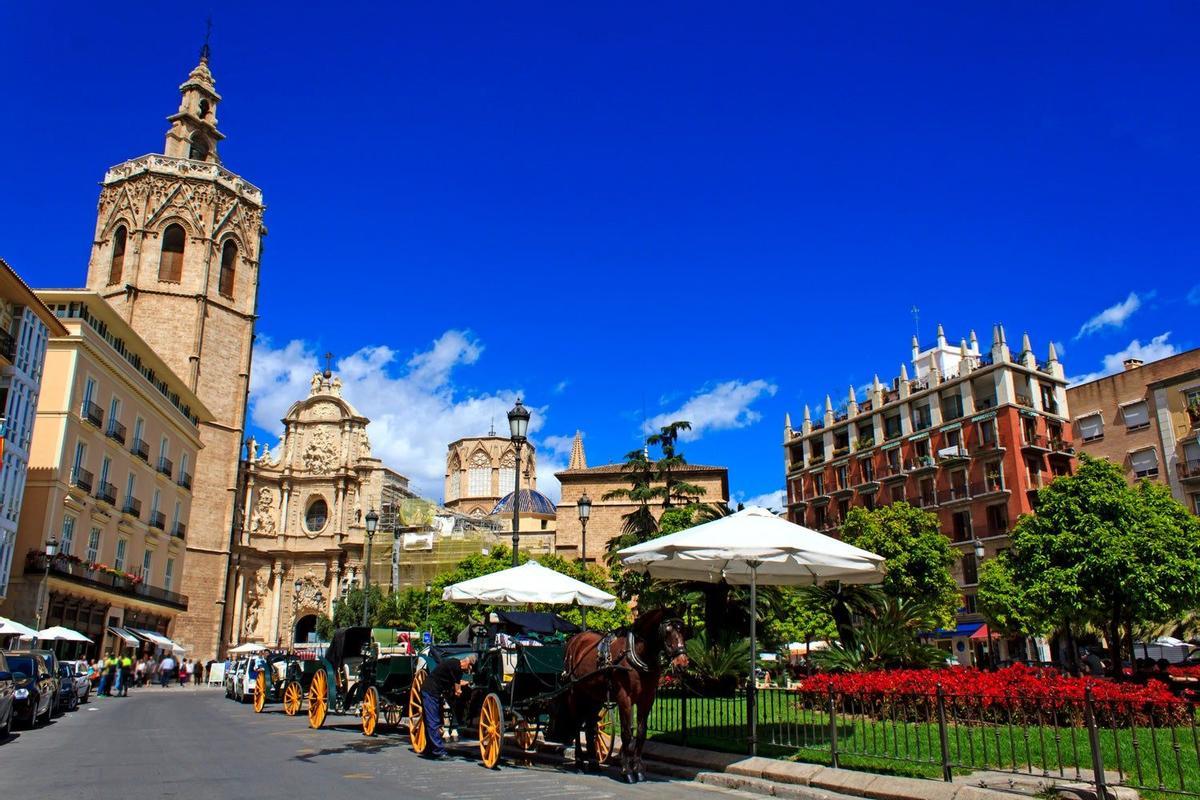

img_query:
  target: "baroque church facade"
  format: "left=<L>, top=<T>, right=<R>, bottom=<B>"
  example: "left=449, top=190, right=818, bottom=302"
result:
left=82, top=47, right=263, bottom=659
left=234, top=370, right=412, bottom=646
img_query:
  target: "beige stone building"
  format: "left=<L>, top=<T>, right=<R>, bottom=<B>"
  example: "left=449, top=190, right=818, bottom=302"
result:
left=555, top=433, right=730, bottom=563
left=0, top=259, right=67, bottom=604
left=232, top=370, right=413, bottom=646
left=81, top=48, right=265, bottom=659
left=5, top=291, right=210, bottom=656
left=443, top=431, right=537, bottom=518
left=1067, top=349, right=1200, bottom=515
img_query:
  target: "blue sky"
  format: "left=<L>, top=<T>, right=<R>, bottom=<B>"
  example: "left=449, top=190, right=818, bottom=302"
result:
left=1, top=3, right=1197, bottom=505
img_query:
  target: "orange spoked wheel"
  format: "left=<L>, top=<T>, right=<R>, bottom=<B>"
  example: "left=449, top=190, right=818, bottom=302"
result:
left=408, top=669, right=427, bottom=752
left=594, top=705, right=616, bottom=765
left=514, top=719, right=537, bottom=752
left=361, top=686, right=379, bottom=736
left=282, top=681, right=302, bottom=716
left=479, top=692, right=504, bottom=769
left=307, top=670, right=328, bottom=729
left=253, top=671, right=267, bottom=713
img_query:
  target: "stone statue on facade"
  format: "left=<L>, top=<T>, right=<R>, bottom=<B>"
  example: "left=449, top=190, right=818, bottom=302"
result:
left=250, top=488, right=276, bottom=536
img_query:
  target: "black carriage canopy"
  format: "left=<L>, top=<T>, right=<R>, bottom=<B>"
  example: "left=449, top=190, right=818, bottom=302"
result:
left=326, top=626, right=373, bottom=668
left=491, top=611, right=580, bottom=636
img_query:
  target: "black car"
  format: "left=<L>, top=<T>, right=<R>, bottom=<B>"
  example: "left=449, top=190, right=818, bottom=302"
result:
left=0, top=652, right=14, bottom=738
left=4, top=653, right=55, bottom=728
left=56, top=664, right=79, bottom=712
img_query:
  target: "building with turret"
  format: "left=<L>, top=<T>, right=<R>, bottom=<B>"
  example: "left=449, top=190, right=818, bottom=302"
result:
left=783, top=324, right=1075, bottom=665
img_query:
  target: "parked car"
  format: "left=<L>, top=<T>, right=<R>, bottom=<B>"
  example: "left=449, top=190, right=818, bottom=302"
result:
left=22, top=649, right=61, bottom=715
left=227, top=658, right=255, bottom=702
left=0, top=652, right=14, bottom=738
left=5, top=653, right=55, bottom=728
left=56, top=664, right=80, bottom=711
left=63, top=660, right=91, bottom=703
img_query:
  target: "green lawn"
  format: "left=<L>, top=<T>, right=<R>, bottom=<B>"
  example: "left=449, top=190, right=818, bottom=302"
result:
left=645, top=693, right=1200, bottom=797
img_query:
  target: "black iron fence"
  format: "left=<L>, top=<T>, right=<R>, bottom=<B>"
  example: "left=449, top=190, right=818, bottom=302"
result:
left=646, top=683, right=1200, bottom=798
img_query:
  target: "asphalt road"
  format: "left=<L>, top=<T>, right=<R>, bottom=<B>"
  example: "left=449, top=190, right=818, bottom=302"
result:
left=0, top=686, right=746, bottom=800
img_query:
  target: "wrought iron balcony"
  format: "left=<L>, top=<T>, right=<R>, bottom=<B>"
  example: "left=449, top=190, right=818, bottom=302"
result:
left=157, top=457, right=173, bottom=479
left=938, top=486, right=972, bottom=505
left=122, top=496, right=142, bottom=519
left=131, top=438, right=149, bottom=462
left=1179, top=460, right=1200, bottom=483
left=25, top=552, right=187, bottom=611
left=1021, top=434, right=1049, bottom=452
left=177, top=471, right=192, bottom=491
left=106, top=419, right=127, bottom=445
left=172, top=522, right=187, bottom=540
left=94, top=481, right=117, bottom=505
left=71, top=467, right=94, bottom=494
left=82, top=400, right=104, bottom=428
left=149, top=511, right=166, bottom=530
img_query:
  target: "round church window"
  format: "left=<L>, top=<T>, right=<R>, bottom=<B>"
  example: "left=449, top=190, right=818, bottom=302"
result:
left=305, top=497, right=329, bottom=532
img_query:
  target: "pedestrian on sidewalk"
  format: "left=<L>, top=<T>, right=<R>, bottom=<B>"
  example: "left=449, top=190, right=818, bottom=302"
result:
left=178, top=658, right=190, bottom=686
left=159, top=653, right=176, bottom=687
left=118, top=653, right=133, bottom=696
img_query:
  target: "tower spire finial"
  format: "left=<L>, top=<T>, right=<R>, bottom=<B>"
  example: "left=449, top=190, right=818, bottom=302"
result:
left=201, top=15, right=213, bottom=62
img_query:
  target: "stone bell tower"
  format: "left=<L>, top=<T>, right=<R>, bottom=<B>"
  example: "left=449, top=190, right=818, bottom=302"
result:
left=83, top=44, right=266, bottom=660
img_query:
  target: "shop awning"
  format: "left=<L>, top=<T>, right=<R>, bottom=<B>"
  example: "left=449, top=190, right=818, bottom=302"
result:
left=970, top=624, right=997, bottom=640
left=923, top=621, right=984, bottom=639
left=129, top=628, right=176, bottom=649
left=107, top=626, right=140, bottom=646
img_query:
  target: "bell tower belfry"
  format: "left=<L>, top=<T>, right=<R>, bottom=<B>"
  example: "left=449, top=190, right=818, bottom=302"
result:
left=84, top=44, right=265, bottom=662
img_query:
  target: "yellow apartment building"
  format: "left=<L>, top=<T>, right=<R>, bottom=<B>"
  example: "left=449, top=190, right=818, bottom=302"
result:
left=4, top=291, right=212, bottom=656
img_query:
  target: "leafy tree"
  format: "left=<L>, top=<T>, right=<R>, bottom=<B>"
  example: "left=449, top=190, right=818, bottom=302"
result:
left=975, top=553, right=1041, bottom=637
left=762, top=587, right=837, bottom=652
left=840, top=502, right=961, bottom=627
left=980, top=455, right=1200, bottom=677
left=810, top=596, right=947, bottom=671
left=796, top=582, right=884, bottom=644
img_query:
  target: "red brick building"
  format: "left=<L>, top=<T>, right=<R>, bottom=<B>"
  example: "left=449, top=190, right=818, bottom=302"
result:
left=783, top=324, right=1074, bottom=664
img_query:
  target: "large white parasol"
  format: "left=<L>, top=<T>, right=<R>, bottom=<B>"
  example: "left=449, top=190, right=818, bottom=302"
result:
left=36, top=625, right=93, bottom=642
left=619, top=506, right=885, bottom=755
left=442, top=560, right=616, bottom=609
left=228, top=642, right=268, bottom=654
left=0, top=617, right=38, bottom=639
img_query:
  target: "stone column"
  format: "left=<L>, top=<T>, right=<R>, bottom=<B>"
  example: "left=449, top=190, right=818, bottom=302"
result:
left=231, top=567, right=245, bottom=646
left=242, top=476, right=255, bottom=539
left=328, top=562, right=340, bottom=616
left=280, top=482, right=290, bottom=534
left=268, top=560, right=283, bottom=646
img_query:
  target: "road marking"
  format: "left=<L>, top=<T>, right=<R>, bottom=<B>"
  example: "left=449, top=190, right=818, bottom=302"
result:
left=343, top=773, right=374, bottom=779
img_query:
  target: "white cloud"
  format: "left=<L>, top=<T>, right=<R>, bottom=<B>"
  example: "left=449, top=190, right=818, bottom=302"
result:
left=553, top=380, right=569, bottom=394
left=1075, top=292, right=1143, bottom=339
left=1188, top=285, right=1200, bottom=306
left=1069, top=332, right=1178, bottom=385
left=248, top=331, right=566, bottom=503
left=646, top=379, right=778, bottom=441
left=737, top=488, right=786, bottom=511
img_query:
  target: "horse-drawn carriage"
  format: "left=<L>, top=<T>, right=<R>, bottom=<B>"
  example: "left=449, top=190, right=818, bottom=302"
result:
left=251, top=651, right=319, bottom=715
left=407, top=610, right=619, bottom=769
left=306, top=626, right=421, bottom=735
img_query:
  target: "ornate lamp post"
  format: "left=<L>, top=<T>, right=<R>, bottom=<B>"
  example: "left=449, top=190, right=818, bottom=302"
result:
left=507, top=399, right=531, bottom=567
left=576, top=492, right=592, bottom=568
left=35, top=537, right=59, bottom=630
left=362, top=509, right=379, bottom=627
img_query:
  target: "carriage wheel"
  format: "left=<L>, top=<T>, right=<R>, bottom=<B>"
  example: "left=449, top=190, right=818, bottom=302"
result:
left=383, top=704, right=403, bottom=728
left=407, top=669, right=427, bottom=752
left=479, top=692, right=504, bottom=768
left=514, top=719, right=538, bottom=752
left=361, top=686, right=379, bottom=736
left=253, top=671, right=267, bottom=713
left=307, top=670, right=328, bottom=729
left=282, top=681, right=302, bottom=716
left=594, top=705, right=617, bottom=765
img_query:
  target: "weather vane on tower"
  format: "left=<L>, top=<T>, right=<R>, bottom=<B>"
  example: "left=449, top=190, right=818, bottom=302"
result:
left=323, top=351, right=334, bottom=378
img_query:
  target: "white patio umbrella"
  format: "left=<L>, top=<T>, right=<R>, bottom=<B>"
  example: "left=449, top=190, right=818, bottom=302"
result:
left=0, top=617, right=38, bottom=639
left=36, top=625, right=92, bottom=643
left=228, top=642, right=267, bottom=654
left=618, top=506, right=885, bottom=755
left=443, top=560, right=616, bottom=608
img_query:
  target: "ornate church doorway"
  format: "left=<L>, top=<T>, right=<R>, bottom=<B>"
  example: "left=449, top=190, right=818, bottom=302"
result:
left=293, top=614, right=318, bottom=644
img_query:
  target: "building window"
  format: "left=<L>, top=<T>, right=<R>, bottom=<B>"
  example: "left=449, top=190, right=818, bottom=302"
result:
left=151, top=489, right=161, bottom=517
left=305, top=497, right=329, bottom=532
left=861, top=459, right=875, bottom=482
left=142, top=549, right=153, bottom=578
left=109, top=225, right=127, bottom=284
left=962, top=593, right=978, bottom=614
left=86, top=527, right=101, bottom=563
left=812, top=473, right=825, bottom=495
left=218, top=240, right=237, bottom=298
left=962, top=551, right=979, bottom=585
left=1122, top=400, right=1150, bottom=431
left=468, top=452, right=490, bottom=496
left=1186, top=388, right=1200, bottom=410
left=72, top=441, right=87, bottom=480
left=978, top=418, right=998, bottom=447
left=164, top=558, right=175, bottom=591
left=114, top=538, right=128, bottom=572
left=951, top=510, right=971, bottom=542
left=60, top=515, right=77, bottom=556
left=1130, top=448, right=1159, bottom=479
left=1077, top=413, right=1103, bottom=442
left=986, top=504, right=1008, bottom=536
left=158, top=224, right=186, bottom=282
left=941, top=392, right=963, bottom=421
left=889, top=484, right=905, bottom=503
left=133, top=416, right=144, bottom=446
left=189, top=131, right=209, bottom=161
left=836, top=465, right=848, bottom=490
left=499, top=467, right=515, bottom=495
left=883, top=414, right=902, bottom=440
left=172, top=501, right=181, bottom=532
left=912, top=404, right=932, bottom=431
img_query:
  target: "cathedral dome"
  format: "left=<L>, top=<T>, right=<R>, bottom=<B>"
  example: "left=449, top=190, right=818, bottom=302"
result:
left=491, top=489, right=556, bottom=517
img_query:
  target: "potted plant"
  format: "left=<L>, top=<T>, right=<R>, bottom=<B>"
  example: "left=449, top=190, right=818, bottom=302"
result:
left=1187, top=399, right=1200, bottom=427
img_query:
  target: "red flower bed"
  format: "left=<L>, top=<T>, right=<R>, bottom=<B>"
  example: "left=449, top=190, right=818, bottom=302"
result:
left=796, top=664, right=1188, bottom=727
left=1170, top=664, right=1200, bottom=679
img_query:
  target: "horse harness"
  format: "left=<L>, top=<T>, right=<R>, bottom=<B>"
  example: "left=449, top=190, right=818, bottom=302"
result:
left=597, top=617, right=687, bottom=674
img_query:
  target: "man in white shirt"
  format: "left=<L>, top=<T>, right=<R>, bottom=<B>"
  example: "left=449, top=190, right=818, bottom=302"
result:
left=159, top=654, right=177, bottom=687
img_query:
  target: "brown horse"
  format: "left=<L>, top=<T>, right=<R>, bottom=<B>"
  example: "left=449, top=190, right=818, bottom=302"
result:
left=563, top=608, right=688, bottom=782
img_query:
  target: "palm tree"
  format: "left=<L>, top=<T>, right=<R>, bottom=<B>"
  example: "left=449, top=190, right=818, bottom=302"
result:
left=647, top=421, right=706, bottom=507
left=796, top=582, right=885, bottom=645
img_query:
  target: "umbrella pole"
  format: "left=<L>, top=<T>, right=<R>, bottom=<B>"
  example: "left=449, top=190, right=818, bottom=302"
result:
left=748, top=560, right=760, bottom=757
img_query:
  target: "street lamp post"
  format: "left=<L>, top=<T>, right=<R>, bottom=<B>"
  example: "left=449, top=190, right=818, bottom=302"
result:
left=971, top=537, right=996, bottom=669
left=362, top=509, right=379, bottom=627
left=424, top=581, right=432, bottom=644
left=576, top=492, right=592, bottom=568
left=35, top=537, right=59, bottom=630
left=507, top=399, right=531, bottom=567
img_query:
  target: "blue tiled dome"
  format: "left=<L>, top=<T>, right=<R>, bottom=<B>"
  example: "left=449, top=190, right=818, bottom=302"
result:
left=491, top=489, right=557, bottom=516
